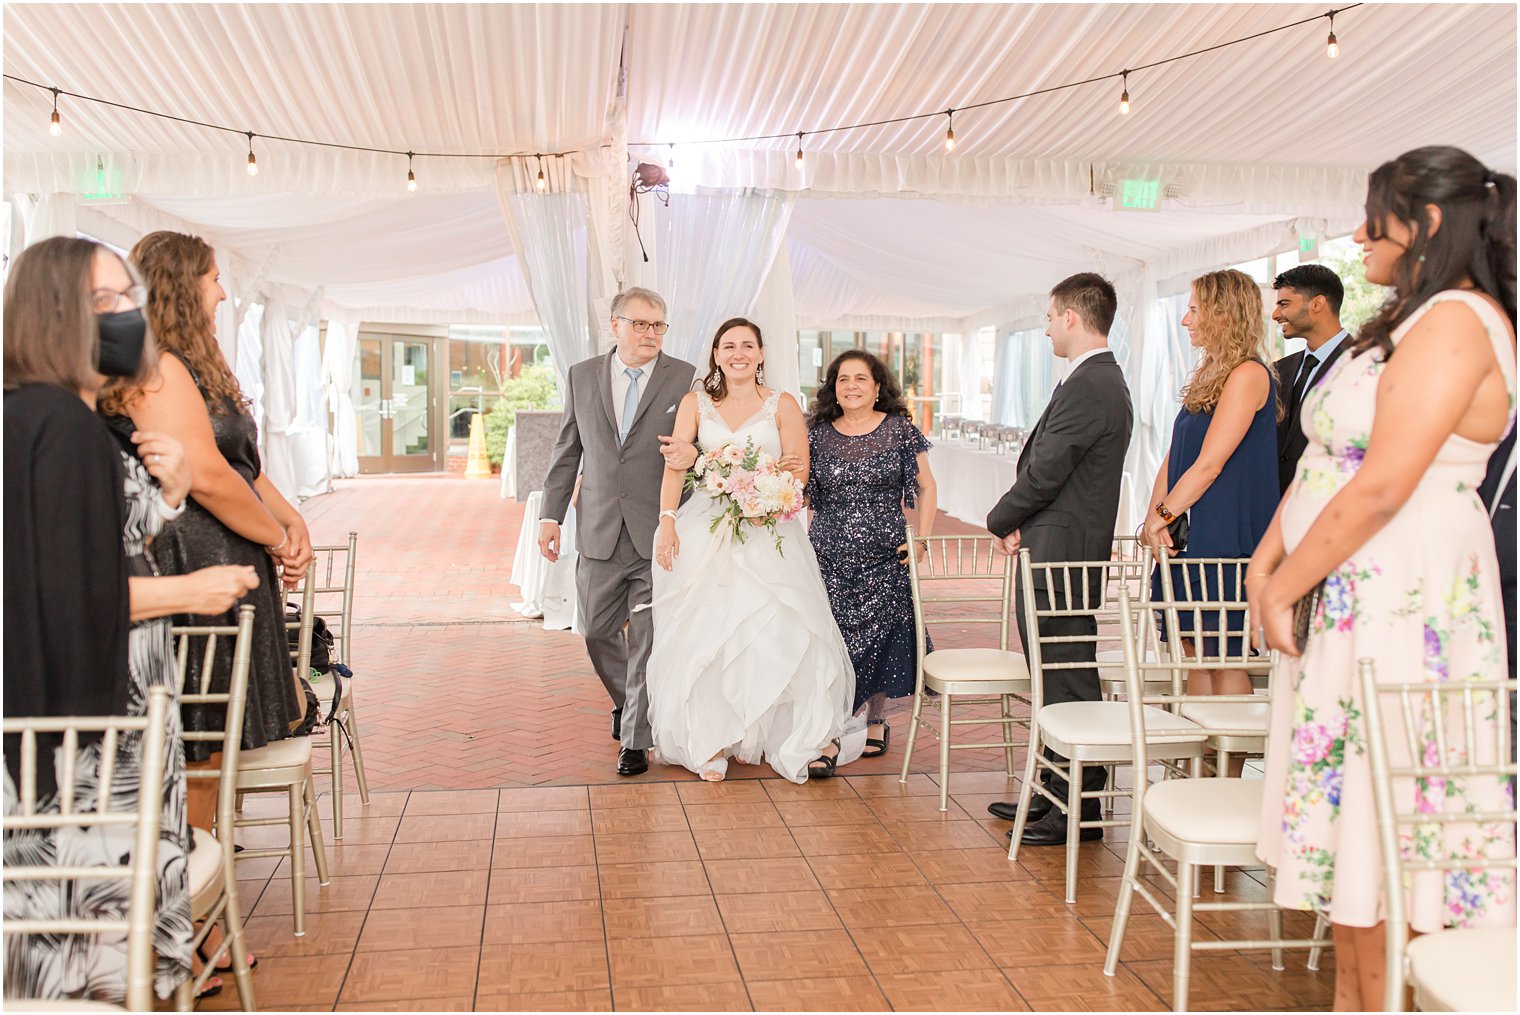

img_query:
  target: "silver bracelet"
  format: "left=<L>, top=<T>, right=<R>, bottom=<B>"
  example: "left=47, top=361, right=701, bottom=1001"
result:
left=659, top=509, right=677, bottom=520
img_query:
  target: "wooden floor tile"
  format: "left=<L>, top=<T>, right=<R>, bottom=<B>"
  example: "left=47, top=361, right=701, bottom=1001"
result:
left=827, top=884, right=957, bottom=929
left=602, top=894, right=725, bottom=939
left=1089, top=911, right=1224, bottom=964
left=476, top=940, right=610, bottom=995
left=593, top=829, right=699, bottom=864
left=675, top=779, right=771, bottom=805
left=356, top=904, right=485, bottom=951
left=492, top=809, right=593, bottom=838
left=391, top=812, right=498, bottom=844
left=692, top=826, right=801, bottom=860
left=597, top=859, right=711, bottom=898
left=745, top=974, right=890, bottom=1011
left=612, top=981, right=753, bottom=1011
left=607, top=932, right=742, bottom=987
left=716, top=890, right=843, bottom=933
left=487, top=865, right=600, bottom=903
left=875, top=966, right=1031, bottom=1011
left=683, top=801, right=786, bottom=831
left=774, top=799, right=878, bottom=826
left=935, top=880, right=1071, bottom=922
left=251, top=873, right=379, bottom=917
left=764, top=777, right=860, bottom=802
left=197, top=953, right=351, bottom=1009
left=307, top=815, right=400, bottom=845
left=334, top=999, right=472, bottom=1012
left=339, top=945, right=481, bottom=1003
left=883, top=818, right=1005, bottom=851
left=1127, top=952, right=1310, bottom=1011
left=865, top=795, right=972, bottom=822
left=491, top=834, right=597, bottom=869
left=237, top=909, right=366, bottom=958
left=475, top=989, right=613, bottom=1011
left=591, top=804, right=690, bottom=835
left=729, top=929, right=869, bottom=981
left=936, top=770, right=1022, bottom=794
left=846, top=773, right=940, bottom=797
left=806, top=850, right=926, bottom=889
left=972, top=919, right=1110, bottom=968
left=850, top=922, right=996, bottom=975
left=703, top=856, right=819, bottom=894
left=383, top=838, right=492, bottom=874
left=272, top=841, right=391, bottom=878
left=483, top=899, right=604, bottom=945
left=402, top=789, right=499, bottom=815
left=1004, top=961, right=1168, bottom=1011
left=911, top=847, right=1040, bottom=885
left=320, top=790, right=410, bottom=818
left=497, top=786, right=590, bottom=812
left=589, top=782, right=681, bottom=809
left=370, top=868, right=488, bottom=909
left=787, top=822, right=902, bottom=855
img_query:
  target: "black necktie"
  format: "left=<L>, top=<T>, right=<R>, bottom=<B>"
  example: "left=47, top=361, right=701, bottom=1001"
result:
left=1287, top=353, right=1317, bottom=418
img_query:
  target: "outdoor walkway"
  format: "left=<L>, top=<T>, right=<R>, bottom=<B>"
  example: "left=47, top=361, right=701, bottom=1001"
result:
left=198, top=475, right=1333, bottom=1012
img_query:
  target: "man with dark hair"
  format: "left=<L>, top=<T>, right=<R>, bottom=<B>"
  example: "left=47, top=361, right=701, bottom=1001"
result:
left=1478, top=430, right=1516, bottom=751
left=1271, top=264, right=1350, bottom=493
left=984, top=272, right=1133, bottom=845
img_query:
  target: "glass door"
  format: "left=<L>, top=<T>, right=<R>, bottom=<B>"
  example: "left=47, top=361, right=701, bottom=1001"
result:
left=351, top=334, right=443, bottom=473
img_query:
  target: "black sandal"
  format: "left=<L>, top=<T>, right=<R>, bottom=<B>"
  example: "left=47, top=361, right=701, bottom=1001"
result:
left=862, top=721, right=890, bottom=759
left=807, top=740, right=841, bottom=779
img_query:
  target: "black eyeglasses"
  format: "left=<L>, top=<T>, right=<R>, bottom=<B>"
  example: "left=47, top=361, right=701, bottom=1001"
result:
left=616, top=316, right=669, bottom=335
left=91, top=285, right=147, bottom=314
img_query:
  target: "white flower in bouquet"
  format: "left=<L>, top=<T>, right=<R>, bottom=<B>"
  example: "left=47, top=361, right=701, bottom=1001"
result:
left=684, top=437, right=805, bottom=553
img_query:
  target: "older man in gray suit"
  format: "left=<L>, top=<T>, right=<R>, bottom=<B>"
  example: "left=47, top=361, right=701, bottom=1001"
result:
left=539, top=288, right=699, bottom=776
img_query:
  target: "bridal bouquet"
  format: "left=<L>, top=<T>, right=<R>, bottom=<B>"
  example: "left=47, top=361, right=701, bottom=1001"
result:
left=685, top=438, right=805, bottom=553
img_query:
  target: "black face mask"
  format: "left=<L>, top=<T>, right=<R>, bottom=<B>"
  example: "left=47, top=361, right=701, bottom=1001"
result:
left=96, top=309, right=147, bottom=377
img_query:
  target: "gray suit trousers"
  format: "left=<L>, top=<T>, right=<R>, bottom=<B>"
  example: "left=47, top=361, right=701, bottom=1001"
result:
left=576, top=526, right=655, bottom=750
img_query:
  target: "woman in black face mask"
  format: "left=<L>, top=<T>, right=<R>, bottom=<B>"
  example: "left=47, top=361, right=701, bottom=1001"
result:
left=3, top=237, right=260, bottom=1004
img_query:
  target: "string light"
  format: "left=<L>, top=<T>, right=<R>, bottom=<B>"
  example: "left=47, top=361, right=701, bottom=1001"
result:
left=48, top=86, right=61, bottom=136
left=406, top=151, right=417, bottom=192
left=667, top=143, right=675, bottom=169
left=535, top=156, right=546, bottom=191
left=943, top=109, right=956, bottom=152
left=1118, top=71, right=1131, bottom=116
left=794, top=132, right=804, bottom=169
left=245, top=131, right=258, bottom=176
left=1325, top=11, right=1340, bottom=58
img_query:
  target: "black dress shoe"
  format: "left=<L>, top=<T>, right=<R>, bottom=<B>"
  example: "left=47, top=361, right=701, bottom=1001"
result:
left=611, top=708, right=622, bottom=742
left=1011, top=806, right=1103, bottom=846
left=616, top=747, right=648, bottom=777
left=987, top=795, right=1053, bottom=823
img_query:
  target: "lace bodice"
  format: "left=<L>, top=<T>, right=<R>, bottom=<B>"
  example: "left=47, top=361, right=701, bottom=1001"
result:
left=696, top=389, right=783, bottom=458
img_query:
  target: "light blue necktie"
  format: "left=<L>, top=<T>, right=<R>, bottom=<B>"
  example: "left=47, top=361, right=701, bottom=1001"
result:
left=619, top=366, right=644, bottom=443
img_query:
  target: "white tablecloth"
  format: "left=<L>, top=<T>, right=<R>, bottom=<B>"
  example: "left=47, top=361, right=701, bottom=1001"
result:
left=927, top=441, right=1018, bottom=529
left=509, top=490, right=581, bottom=632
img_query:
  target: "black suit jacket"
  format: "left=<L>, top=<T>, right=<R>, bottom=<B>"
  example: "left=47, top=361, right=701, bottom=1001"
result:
left=987, top=351, right=1133, bottom=591
left=1478, top=429, right=1517, bottom=679
left=1275, top=340, right=1350, bottom=493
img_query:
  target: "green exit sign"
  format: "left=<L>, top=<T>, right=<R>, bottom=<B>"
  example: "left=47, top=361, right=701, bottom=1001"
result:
left=1117, top=178, right=1162, bottom=211
left=77, top=158, right=125, bottom=203
left=1298, top=235, right=1319, bottom=259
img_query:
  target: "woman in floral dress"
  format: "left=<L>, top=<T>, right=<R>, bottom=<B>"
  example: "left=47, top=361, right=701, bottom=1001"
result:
left=1250, top=146, right=1516, bottom=1010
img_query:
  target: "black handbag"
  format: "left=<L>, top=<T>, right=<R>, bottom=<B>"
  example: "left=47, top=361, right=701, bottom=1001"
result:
left=1166, top=512, right=1189, bottom=554
left=1290, top=580, right=1327, bottom=654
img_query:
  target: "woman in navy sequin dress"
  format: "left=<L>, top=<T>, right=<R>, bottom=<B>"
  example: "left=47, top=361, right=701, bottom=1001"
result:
left=806, top=352, right=937, bottom=757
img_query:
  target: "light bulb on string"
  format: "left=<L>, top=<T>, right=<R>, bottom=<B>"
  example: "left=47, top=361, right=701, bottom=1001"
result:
left=48, top=87, right=61, bottom=137
left=245, top=132, right=258, bottom=176
left=794, top=132, right=805, bottom=170
left=1325, top=12, right=1339, bottom=58
left=667, top=143, right=676, bottom=170
left=535, top=156, right=547, bottom=192
left=406, top=152, right=417, bottom=192
left=1118, top=71, right=1131, bottom=116
left=944, top=109, right=956, bottom=152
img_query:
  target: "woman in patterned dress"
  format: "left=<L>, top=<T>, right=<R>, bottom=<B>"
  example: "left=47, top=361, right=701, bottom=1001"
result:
left=1251, top=147, right=1517, bottom=1010
left=805, top=351, right=937, bottom=757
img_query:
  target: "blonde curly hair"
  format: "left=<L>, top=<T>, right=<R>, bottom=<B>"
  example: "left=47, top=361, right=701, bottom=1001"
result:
left=1180, top=269, right=1279, bottom=417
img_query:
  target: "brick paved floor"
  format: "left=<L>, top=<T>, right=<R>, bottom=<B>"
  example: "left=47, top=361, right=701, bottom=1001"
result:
left=196, top=475, right=1333, bottom=1011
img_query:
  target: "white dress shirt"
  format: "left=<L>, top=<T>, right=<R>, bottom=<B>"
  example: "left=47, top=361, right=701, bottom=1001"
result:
left=1061, top=345, right=1113, bottom=381
left=612, top=350, right=656, bottom=431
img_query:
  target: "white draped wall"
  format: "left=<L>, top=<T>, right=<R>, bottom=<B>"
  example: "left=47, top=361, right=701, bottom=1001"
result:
left=321, top=319, right=360, bottom=479
left=497, top=187, right=596, bottom=389
left=651, top=191, right=795, bottom=371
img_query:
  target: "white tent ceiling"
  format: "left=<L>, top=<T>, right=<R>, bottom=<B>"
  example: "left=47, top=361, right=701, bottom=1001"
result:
left=4, top=3, right=1516, bottom=329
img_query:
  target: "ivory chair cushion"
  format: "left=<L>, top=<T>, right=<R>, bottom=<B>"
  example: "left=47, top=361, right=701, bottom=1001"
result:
left=922, top=648, right=1030, bottom=690
left=237, top=736, right=313, bottom=772
left=1406, top=926, right=1518, bottom=1012
left=6, top=1002, right=127, bottom=1011
left=1143, top=777, right=1263, bottom=845
left=187, top=826, right=223, bottom=897
left=1179, top=699, right=1270, bottom=732
left=1038, top=701, right=1205, bottom=747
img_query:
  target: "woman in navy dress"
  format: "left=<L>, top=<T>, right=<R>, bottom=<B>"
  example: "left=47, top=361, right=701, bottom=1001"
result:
left=1143, top=268, right=1279, bottom=703
left=806, top=351, right=938, bottom=757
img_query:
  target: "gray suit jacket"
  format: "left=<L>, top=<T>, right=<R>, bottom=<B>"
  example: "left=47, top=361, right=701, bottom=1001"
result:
left=986, top=351, right=1133, bottom=593
left=542, top=350, right=697, bottom=562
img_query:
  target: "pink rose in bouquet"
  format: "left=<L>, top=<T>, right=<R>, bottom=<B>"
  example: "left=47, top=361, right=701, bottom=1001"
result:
left=686, top=438, right=805, bottom=553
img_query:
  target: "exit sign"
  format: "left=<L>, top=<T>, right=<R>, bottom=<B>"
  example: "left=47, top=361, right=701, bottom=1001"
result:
left=1298, top=235, right=1319, bottom=259
left=1116, top=178, right=1162, bottom=212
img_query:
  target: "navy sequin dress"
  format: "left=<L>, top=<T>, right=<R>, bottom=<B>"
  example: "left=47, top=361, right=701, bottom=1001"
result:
left=807, top=414, right=933, bottom=713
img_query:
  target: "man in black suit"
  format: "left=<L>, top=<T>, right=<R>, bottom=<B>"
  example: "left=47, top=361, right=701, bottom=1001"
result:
left=1271, top=265, right=1350, bottom=494
left=984, top=273, right=1133, bottom=846
left=1478, top=430, right=1516, bottom=750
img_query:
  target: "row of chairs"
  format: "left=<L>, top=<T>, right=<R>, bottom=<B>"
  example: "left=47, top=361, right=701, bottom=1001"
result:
left=896, top=531, right=1516, bottom=1011
left=3, top=534, right=369, bottom=1011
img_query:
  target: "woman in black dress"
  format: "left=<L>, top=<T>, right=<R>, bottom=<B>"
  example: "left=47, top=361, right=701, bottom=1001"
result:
left=100, top=231, right=313, bottom=834
left=806, top=351, right=938, bottom=757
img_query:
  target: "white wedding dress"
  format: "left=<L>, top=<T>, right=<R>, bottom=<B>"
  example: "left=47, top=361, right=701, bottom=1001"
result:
left=645, top=390, right=855, bottom=783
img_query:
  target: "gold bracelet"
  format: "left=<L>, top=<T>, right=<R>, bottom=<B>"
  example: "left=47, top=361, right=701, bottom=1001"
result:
left=1244, top=574, right=1271, bottom=585
left=1155, top=501, right=1176, bottom=523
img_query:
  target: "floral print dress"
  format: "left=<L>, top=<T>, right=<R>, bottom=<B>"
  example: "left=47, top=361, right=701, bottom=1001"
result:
left=1258, top=290, right=1517, bottom=932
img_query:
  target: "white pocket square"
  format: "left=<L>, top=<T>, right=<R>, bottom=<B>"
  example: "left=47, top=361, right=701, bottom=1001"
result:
left=666, top=404, right=677, bottom=413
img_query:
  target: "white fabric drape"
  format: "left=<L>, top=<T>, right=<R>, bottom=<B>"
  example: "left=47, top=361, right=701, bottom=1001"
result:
left=1004, top=328, right=1054, bottom=428
left=258, top=300, right=330, bottom=501
left=321, top=318, right=360, bottom=479
left=651, top=190, right=794, bottom=368
left=991, top=330, right=1018, bottom=425
left=749, top=238, right=801, bottom=398
left=497, top=189, right=595, bottom=389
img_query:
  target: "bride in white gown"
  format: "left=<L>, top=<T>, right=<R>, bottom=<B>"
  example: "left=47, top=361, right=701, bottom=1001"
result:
left=647, top=317, right=854, bottom=783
